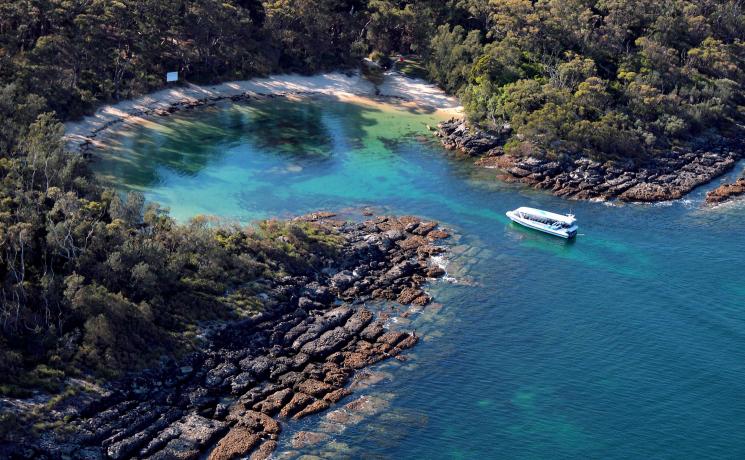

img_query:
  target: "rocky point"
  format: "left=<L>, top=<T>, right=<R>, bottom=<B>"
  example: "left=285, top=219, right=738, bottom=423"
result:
left=706, top=176, right=745, bottom=205
left=1, top=213, right=450, bottom=460
left=436, top=118, right=745, bottom=202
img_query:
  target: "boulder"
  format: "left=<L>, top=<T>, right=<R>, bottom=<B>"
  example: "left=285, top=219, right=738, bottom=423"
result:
left=295, top=379, right=334, bottom=398
left=249, top=440, right=277, bottom=460
left=706, top=177, right=745, bottom=204
left=291, top=431, right=329, bottom=449
left=279, top=392, right=315, bottom=418
left=252, top=389, right=292, bottom=415
left=207, top=427, right=261, bottom=460
left=293, top=399, right=330, bottom=420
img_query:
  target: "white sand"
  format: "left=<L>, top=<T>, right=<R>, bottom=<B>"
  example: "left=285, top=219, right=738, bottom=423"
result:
left=64, top=71, right=462, bottom=151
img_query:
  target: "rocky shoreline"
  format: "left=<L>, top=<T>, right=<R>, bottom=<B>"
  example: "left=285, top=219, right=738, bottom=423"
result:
left=1, top=213, right=451, bottom=460
left=706, top=176, right=745, bottom=205
left=436, top=119, right=745, bottom=202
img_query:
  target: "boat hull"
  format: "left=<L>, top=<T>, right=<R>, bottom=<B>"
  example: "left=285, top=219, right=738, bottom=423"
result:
left=506, top=211, right=578, bottom=239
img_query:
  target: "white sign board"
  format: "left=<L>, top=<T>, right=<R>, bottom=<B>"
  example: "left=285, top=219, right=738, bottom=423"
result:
left=166, top=71, right=179, bottom=82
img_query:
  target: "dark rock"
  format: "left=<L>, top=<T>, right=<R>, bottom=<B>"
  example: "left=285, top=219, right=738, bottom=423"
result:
left=253, top=388, right=292, bottom=415
left=278, top=392, right=315, bottom=418
left=205, top=363, right=238, bottom=389
left=343, top=309, right=373, bottom=334
left=30, top=213, right=450, bottom=460
left=249, top=440, right=277, bottom=460
left=239, top=356, right=271, bottom=379
left=330, top=271, right=356, bottom=291
left=300, top=327, right=352, bottom=357
left=360, top=321, right=385, bottom=341
left=295, top=379, right=334, bottom=398
left=293, top=399, right=330, bottom=419
left=152, top=414, right=227, bottom=459
left=443, top=120, right=744, bottom=202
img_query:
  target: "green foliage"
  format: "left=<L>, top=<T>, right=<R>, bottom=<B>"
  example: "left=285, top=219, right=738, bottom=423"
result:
left=0, top=0, right=374, bottom=392
left=1, top=147, right=345, bottom=390
left=0, top=0, right=370, bottom=124
left=263, top=0, right=368, bottom=72
left=0, top=116, right=345, bottom=392
left=427, top=25, right=483, bottom=93
left=420, top=0, right=745, bottom=158
left=1, top=0, right=744, bottom=397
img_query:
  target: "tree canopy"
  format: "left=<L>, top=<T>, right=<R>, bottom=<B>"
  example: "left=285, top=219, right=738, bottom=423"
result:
left=416, top=0, right=745, bottom=158
left=1, top=0, right=743, bottom=401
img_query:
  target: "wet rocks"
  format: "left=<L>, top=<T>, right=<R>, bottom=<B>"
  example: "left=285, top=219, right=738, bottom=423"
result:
left=397, top=287, right=430, bottom=305
left=146, top=414, right=227, bottom=460
left=495, top=147, right=740, bottom=202
left=253, top=389, right=292, bottom=415
left=30, top=213, right=450, bottom=460
left=291, top=431, right=329, bottom=449
left=296, top=379, right=334, bottom=398
left=437, top=119, right=745, bottom=202
left=208, top=410, right=279, bottom=460
left=705, top=177, right=745, bottom=204
left=249, top=440, right=277, bottom=460
left=435, top=119, right=509, bottom=156
left=207, top=427, right=261, bottom=460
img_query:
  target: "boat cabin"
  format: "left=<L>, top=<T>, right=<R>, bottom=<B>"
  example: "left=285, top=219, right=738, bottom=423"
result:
left=514, top=207, right=575, bottom=227
left=506, top=206, right=578, bottom=238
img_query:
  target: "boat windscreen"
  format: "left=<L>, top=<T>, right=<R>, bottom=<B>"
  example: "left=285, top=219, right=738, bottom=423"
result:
left=520, top=213, right=568, bottom=227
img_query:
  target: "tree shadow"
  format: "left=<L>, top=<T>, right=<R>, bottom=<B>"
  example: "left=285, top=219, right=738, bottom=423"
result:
left=92, top=96, right=382, bottom=191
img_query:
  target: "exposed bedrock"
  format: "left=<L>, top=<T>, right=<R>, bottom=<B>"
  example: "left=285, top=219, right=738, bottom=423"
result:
left=436, top=118, right=745, bottom=202
left=706, top=177, right=745, bottom=205
left=6, top=213, right=450, bottom=460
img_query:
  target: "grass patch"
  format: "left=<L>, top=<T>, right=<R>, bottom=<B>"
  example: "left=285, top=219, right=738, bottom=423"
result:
left=397, top=57, right=428, bottom=80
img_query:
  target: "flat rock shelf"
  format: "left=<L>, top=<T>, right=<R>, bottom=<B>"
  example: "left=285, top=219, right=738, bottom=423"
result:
left=436, top=119, right=745, bottom=202
left=21, top=213, right=451, bottom=460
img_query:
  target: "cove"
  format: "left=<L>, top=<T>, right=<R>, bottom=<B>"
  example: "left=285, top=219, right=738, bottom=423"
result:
left=93, top=96, right=745, bottom=459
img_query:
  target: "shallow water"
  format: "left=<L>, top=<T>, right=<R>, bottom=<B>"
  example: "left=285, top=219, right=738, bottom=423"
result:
left=94, top=96, right=745, bottom=459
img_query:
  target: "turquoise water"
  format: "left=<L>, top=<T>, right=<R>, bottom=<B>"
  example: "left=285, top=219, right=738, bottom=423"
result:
left=94, top=97, right=745, bottom=459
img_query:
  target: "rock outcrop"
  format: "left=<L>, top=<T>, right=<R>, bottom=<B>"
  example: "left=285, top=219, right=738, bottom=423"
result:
left=706, top=177, right=745, bottom=204
left=434, top=119, right=510, bottom=157
left=436, top=119, right=745, bottom=202
left=5, top=213, right=450, bottom=460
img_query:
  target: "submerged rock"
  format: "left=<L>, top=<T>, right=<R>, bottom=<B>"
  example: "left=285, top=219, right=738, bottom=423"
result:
left=28, top=213, right=451, bottom=460
left=291, top=431, right=329, bottom=449
left=436, top=119, right=745, bottom=202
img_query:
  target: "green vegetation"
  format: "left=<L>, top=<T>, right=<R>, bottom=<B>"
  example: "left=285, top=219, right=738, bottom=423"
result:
left=0, top=0, right=366, bottom=395
left=1, top=0, right=744, bottom=398
left=1, top=123, right=343, bottom=392
left=397, top=57, right=428, bottom=80
left=361, top=1, right=745, bottom=158
left=419, top=1, right=745, bottom=159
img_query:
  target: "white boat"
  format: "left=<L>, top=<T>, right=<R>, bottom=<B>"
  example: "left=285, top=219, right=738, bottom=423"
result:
left=506, top=207, right=578, bottom=239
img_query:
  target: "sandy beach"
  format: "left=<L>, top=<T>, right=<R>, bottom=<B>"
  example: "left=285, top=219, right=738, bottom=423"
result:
left=64, top=71, right=463, bottom=152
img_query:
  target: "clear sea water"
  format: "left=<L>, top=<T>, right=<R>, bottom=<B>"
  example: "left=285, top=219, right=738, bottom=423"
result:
left=94, top=97, right=745, bottom=459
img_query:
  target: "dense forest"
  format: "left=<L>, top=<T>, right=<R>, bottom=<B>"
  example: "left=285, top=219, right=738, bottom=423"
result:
left=1, top=0, right=744, bottom=401
left=430, top=1, right=745, bottom=159
left=0, top=0, right=371, bottom=397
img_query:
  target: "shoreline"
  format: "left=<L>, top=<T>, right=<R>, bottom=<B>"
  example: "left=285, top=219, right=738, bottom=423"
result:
left=64, top=71, right=463, bottom=154
left=4, top=212, right=453, bottom=459
left=436, top=119, right=745, bottom=204
left=64, top=68, right=745, bottom=207
left=706, top=176, right=745, bottom=205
